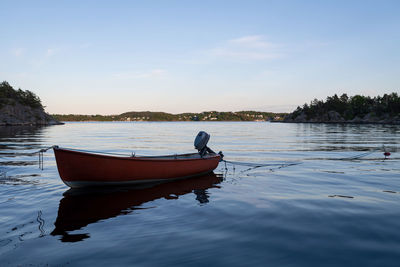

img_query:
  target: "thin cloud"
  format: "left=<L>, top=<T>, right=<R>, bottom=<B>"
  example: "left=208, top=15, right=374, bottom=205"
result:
left=304, top=41, right=330, bottom=47
left=46, top=48, right=58, bottom=57
left=113, top=69, right=167, bottom=79
left=11, top=48, right=25, bottom=57
left=209, top=35, right=284, bottom=61
left=211, top=48, right=282, bottom=60
left=229, top=35, right=275, bottom=48
left=79, top=43, right=92, bottom=49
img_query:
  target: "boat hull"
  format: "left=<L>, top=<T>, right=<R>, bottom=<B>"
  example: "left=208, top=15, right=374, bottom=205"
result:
left=53, top=147, right=221, bottom=188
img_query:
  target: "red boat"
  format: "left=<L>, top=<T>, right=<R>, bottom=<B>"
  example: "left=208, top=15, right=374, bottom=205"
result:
left=53, top=131, right=222, bottom=188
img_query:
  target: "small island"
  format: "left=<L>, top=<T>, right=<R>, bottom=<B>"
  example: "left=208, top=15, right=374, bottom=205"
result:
left=282, top=93, right=400, bottom=124
left=0, top=81, right=62, bottom=126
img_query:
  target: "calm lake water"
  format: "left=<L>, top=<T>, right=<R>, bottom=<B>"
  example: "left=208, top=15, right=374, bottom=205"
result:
left=0, top=122, right=399, bottom=266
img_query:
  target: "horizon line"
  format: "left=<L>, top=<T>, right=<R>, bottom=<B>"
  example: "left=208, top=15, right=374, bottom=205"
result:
left=50, top=110, right=290, bottom=116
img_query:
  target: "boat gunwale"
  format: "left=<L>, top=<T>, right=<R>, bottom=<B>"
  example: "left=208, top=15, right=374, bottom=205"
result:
left=54, top=147, right=220, bottom=162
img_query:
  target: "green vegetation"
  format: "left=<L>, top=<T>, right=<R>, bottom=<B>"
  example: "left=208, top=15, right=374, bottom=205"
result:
left=53, top=111, right=287, bottom=122
left=0, top=81, right=62, bottom=126
left=290, top=93, right=400, bottom=121
left=0, top=81, right=43, bottom=109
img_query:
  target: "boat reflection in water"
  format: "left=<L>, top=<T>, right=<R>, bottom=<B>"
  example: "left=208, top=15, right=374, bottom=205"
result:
left=51, top=173, right=223, bottom=242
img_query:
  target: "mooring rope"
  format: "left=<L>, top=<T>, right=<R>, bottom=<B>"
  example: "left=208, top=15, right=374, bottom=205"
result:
left=331, top=146, right=390, bottom=161
left=222, top=159, right=302, bottom=173
left=338, top=151, right=376, bottom=160
left=223, top=160, right=301, bottom=168
left=221, top=145, right=393, bottom=172
left=34, top=145, right=58, bottom=170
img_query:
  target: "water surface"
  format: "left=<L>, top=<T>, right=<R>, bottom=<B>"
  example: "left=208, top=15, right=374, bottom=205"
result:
left=0, top=122, right=399, bottom=266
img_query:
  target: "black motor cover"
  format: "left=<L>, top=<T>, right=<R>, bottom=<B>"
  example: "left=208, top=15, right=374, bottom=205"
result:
left=194, top=131, right=210, bottom=151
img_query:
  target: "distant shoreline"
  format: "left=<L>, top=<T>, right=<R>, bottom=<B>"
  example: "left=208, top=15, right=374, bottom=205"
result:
left=57, top=120, right=400, bottom=124
left=52, top=111, right=287, bottom=122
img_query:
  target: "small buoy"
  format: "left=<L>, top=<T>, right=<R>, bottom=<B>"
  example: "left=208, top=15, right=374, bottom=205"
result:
left=384, top=152, right=391, bottom=158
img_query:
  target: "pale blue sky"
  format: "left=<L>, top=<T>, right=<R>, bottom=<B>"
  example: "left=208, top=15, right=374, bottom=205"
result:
left=1, top=0, right=399, bottom=114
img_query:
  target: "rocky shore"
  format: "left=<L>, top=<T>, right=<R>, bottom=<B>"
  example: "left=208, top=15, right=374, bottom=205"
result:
left=282, top=110, right=400, bottom=124
left=0, top=102, right=63, bottom=126
left=0, top=81, right=62, bottom=126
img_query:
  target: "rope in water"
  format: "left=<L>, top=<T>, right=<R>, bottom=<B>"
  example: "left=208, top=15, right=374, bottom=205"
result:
left=36, top=145, right=58, bottom=170
left=223, top=160, right=301, bottom=168
left=331, top=146, right=389, bottom=160
left=222, top=160, right=302, bottom=173
left=221, top=146, right=392, bottom=172
left=338, top=151, right=376, bottom=160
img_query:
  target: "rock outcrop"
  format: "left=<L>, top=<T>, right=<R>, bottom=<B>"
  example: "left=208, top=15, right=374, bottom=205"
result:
left=0, top=101, right=62, bottom=126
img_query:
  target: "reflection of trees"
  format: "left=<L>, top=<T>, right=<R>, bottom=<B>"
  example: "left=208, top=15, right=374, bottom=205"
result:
left=295, top=123, right=399, bottom=153
left=0, top=126, right=44, bottom=149
left=51, top=173, right=223, bottom=242
left=0, top=126, right=45, bottom=171
left=0, top=125, right=42, bottom=137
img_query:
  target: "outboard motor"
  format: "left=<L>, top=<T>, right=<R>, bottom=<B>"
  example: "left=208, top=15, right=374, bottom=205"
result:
left=194, top=131, right=215, bottom=157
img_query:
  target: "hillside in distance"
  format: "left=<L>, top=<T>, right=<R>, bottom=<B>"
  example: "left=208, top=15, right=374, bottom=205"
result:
left=53, top=111, right=287, bottom=122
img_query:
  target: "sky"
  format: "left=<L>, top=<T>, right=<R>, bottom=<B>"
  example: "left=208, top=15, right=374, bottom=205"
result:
left=1, top=0, right=399, bottom=114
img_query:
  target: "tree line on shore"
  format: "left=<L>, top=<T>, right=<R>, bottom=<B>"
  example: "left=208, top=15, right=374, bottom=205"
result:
left=53, top=110, right=285, bottom=122
left=290, top=93, right=400, bottom=121
left=0, top=81, right=43, bottom=109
